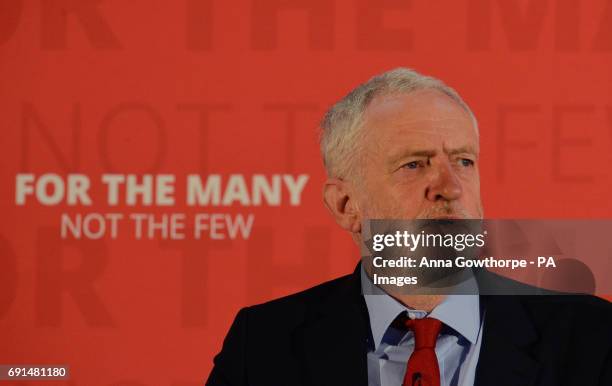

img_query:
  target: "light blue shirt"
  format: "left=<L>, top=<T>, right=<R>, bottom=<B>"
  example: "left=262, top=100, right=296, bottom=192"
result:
left=361, top=267, right=484, bottom=386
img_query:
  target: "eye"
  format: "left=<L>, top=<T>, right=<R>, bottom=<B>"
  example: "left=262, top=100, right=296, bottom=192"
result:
left=460, top=158, right=474, bottom=167
left=402, top=160, right=423, bottom=169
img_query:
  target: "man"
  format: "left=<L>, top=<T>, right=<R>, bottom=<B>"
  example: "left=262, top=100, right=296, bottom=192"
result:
left=206, top=68, right=612, bottom=386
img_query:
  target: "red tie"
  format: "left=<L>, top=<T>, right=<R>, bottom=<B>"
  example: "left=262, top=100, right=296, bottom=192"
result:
left=402, top=317, right=443, bottom=386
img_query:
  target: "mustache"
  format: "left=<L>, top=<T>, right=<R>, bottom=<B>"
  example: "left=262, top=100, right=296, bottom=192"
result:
left=418, top=203, right=472, bottom=219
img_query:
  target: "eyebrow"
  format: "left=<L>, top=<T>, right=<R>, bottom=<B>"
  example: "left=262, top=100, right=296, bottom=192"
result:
left=446, top=146, right=479, bottom=156
left=387, top=146, right=479, bottom=167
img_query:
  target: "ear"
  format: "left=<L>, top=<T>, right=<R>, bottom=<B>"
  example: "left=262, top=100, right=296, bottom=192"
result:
left=323, top=178, right=362, bottom=233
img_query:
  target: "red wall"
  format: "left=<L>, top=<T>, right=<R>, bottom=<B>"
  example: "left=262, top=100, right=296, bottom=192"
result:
left=1, top=1, right=611, bottom=385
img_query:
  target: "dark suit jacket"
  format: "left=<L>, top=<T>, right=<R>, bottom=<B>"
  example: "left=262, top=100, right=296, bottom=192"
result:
left=206, top=265, right=612, bottom=386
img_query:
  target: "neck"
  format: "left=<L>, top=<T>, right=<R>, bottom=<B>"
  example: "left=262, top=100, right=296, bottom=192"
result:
left=362, top=264, right=447, bottom=312
left=390, top=293, right=446, bottom=313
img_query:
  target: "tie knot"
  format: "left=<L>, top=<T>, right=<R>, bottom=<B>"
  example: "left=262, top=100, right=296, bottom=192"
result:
left=405, top=317, right=442, bottom=350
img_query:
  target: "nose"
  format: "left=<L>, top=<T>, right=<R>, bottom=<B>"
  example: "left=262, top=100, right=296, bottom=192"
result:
left=425, top=160, right=462, bottom=202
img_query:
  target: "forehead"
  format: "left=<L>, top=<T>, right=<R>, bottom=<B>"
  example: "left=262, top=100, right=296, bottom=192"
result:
left=360, top=89, right=478, bottom=151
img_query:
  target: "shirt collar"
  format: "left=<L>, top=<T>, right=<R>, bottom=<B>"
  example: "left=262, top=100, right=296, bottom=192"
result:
left=360, top=265, right=481, bottom=349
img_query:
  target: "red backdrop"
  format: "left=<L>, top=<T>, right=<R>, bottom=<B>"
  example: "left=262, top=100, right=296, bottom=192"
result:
left=1, top=1, right=612, bottom=385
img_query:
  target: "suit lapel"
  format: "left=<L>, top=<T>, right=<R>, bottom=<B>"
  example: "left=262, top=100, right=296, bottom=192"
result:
left=295, top=267, right=544, bottom=386
left=297, top=265, right=369, bottom=386
left=475, top=294, right=541, bottom=386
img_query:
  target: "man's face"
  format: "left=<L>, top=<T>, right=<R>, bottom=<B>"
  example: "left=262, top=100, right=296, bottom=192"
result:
left=353, top=89, right=483, bottom=220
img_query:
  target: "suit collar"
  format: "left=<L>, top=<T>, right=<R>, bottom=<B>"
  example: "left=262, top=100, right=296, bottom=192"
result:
left=297, top=265, right=542, bottom=386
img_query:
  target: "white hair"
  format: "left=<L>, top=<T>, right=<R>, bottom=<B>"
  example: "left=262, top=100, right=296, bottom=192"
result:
left=319, top=67, right=478, bottom=179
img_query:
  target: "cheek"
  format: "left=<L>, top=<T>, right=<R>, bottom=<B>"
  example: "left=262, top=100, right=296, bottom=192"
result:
left=359, top=172, right=429, bottom=218
left=368, top=189, right=424, bottom=218
left=390, top=178, right=427, bottom=203
left=356, top=188, right=396, bottom=218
